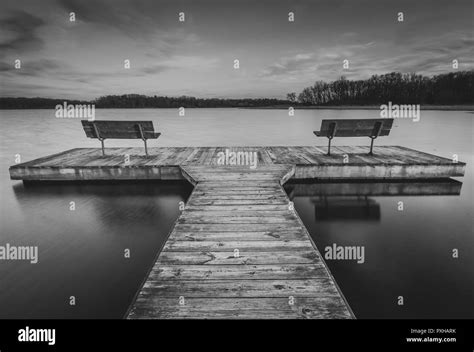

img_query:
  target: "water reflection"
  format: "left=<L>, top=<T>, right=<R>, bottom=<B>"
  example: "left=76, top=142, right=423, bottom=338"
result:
left=284, top=178, right=470, bottom=318
left=285, top=179, right=462, bottom=221
left=12, top=181, right=193, bottom=229
left=285, top=179, right=463, bottom=197
left=312, top=196, right=380, bottom=221
left=2, top=181, right=193, bottom=319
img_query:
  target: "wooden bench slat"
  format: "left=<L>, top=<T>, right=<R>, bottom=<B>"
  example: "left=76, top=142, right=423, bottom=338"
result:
left=313, top=118, right=394, bottom=155
left=81, top=120, right=160, bottom=156
left=315, top=118, right=393, bottom=137
left=81, top=120, right=160, bottom=139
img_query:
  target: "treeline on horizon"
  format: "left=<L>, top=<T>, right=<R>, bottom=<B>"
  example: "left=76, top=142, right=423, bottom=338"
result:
left=0, top=71, right=472, bottom=109
left=0, top=96, right=289, bottom=109
left=290, top=71, right=473, bottom=105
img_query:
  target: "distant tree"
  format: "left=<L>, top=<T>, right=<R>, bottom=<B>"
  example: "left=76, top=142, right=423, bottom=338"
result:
left=1, top=71, right=473, bottom=109
left=295, top=71, right=474, bottom=105
left=286, top=92, right=297, bottom=103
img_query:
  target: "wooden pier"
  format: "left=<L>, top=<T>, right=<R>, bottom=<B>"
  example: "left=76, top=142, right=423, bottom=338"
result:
left=10, top=146, right=465, bottom=181
left=127, top=165, right=353, bottom=319
left=9, top=146, right=465, bottom=319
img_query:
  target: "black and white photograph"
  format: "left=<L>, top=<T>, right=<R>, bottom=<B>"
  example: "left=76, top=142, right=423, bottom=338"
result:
left=0, top=0, right=473, bottom=349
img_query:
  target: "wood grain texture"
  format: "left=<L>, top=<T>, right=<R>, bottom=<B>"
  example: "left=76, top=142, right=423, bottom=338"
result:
left=127, top=165, right=354, bottom=319
left=9, top=145, right=466, bottom=319
left=9, top=146, right=466, bottom=180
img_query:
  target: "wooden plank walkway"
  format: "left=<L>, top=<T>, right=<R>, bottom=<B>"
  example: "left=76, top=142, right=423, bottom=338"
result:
left=9, top=146, right=465, bottom=181
left=126, top=165, right=354, bottom=319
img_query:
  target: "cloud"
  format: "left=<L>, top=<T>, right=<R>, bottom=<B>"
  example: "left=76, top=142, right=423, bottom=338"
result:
left=260, top=53, right=317, bottom=78
left=0, top=11, right=45, bottom=54
left=0, top=58, right=64, bottom=76
left=259, top=42, right=375, bottom=80
left=0, top=0, right=472, bottom=99
left=260, top=30, right=474, bottom=85
left=139, top=55, right=219, bottom=75
left=57, top=0, right=179, bottom=39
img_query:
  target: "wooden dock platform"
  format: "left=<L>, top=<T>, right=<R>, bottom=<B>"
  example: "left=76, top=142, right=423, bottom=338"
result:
left=126, top=165, right=354, bottom=319
left=9, top=146, right=465, bottom=181
left=9, top=146, right=465, bottom=319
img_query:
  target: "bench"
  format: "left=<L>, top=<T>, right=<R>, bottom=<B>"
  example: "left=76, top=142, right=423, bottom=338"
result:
left=313, top=118, right=394, bottom=155
left=81, top=120, right=161, bottom=157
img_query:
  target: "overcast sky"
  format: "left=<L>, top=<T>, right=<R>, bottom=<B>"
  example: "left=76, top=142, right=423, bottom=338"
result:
left=0, top=0, right=473, bottom=99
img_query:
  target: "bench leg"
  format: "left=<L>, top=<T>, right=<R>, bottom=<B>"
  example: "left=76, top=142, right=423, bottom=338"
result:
left=100, top=139, right=105, bottom=156
left=369, top=137, right=375, bottom=155
left=327, top=137, right=332, bottom=156
left=143, top=139, right=148, bottom=157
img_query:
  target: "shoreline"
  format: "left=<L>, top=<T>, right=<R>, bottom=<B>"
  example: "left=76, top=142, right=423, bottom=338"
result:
left=1, top=105, right=473, bottom=111
left=245, top=105, right=474, bottom=111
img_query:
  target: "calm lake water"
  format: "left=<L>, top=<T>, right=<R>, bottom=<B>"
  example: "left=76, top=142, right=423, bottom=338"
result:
left=0, top=108, right=473, bottom=318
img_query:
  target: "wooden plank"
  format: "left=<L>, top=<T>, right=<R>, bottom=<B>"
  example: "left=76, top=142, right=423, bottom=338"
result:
left=294, top=163, right=465, bottom=179
left=33, top=148, right=99, bottom=167
left=186, top=200, right=290, bottom=206
left=192, top=189, right=283, bottom=195
left=157, top=251, right=319, bottom=265
left=182, top=210, right=293, bottom=216
left=197, top=182, right=284, bottom=188
left=178, top=216, right=296, bottom=224
left=147, top=264, right=326, bottom=280
left=128, top=297, right=352, bottom=319
left=315, top=119, right=393, bottom=137
left=163, top=240, right=315, bottom=252
left=140, top=279, right=338, bottom=296
left=187, top=193, right=288, bottom=200
left=81, top=120, right=159, bottom=139
left=169, top=230, right=307, bottom=242
left=172, top=223, right=302, bottom=232
left=185, top=205, right=290, bottom=211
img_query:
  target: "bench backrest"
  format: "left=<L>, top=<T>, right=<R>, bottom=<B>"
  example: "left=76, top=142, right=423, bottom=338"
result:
left=318, top=119, right=393, bottom=137
left=81, top=120, right=159, bottom=139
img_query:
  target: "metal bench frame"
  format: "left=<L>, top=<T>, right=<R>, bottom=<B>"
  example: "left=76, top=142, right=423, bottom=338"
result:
left=315, top=120, right=387, bottom=156
left=87, top=121, right=158, bottom=157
